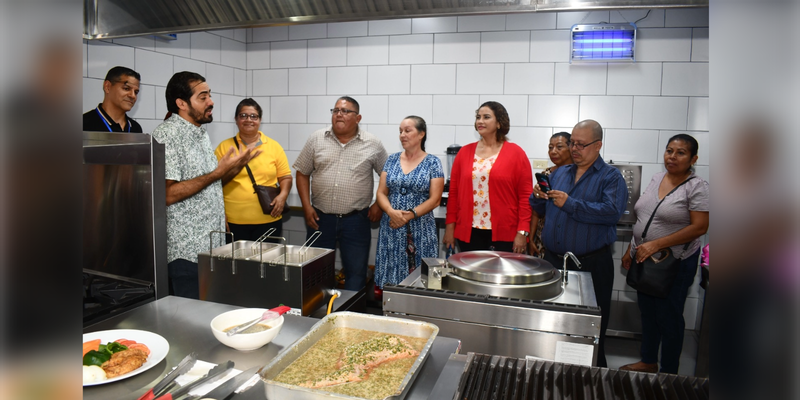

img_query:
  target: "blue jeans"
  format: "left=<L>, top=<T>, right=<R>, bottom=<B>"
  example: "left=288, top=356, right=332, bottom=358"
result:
left=637, top=249, right=700, bottom=374
left=311, top=208, right=371, bottom=291
left=168, top=258, right=199, bottom=299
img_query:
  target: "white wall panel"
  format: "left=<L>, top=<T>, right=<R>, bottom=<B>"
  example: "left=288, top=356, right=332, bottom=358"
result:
left=288, top=123, right=325, bottom=151
left=289, top=68, right=327, bottom=95
left=456, top=64, right=504, bottom=94
left=388, top=95, right=433, bottom=125
left=270, top=97, right=307, bottom=123
left=88, top=41, right=135, bottom=79
left=556, top=11, right=610, bottom=29
left=609, top=9, right=665, bottom=28
left=478, top=95, right=529, bottom=126
left=411, top=64, right=456, bottom=94
left=127, top=83, right=155, bottom=120
left=368, top=65, right=411, bottom=94
left=662, top=63, right=708, bottom=96
left=357, top=95, right=390, bottom=124
left=434, top=33, right=480, bottom=64
left=665, top=8, right=709, bottom=27
left=481, top=31, right=530, bottom=63
left=412, top=16, right=457, bottom=34
left=114, top=36, right=155, bottom=51
left=507, top=127, right=552, bottom=159
left=270, top=41, right=307, bottom=68
left=369, top=19, right=411, bottom=36
left=234, top=69, right=246, bottom=96
left=328, top=21, right=368, bottom=38
left=554, top=63, right=607, bottom=95
left=347, top=36, right=390, bottom=66
left=307, top=96, right=340, bottom=124
left=607, top=63, right=662, bottom=96
left=635, top=28, right=692, bottom=62
left=579, top=96, right=633, bottom=129
left=691, top=28, right=709, bottom=62
left=504, top=63, right=555, bottom=95
left=632, top=96, right=688, bottom=130
left=506, top=13, right=556, bottom=30
left=252, top=69, right=288, bottom=96
left=687, top=97, right=709, bottom=132
left=457, top=15, right=506, bottom=32
left=425, top=125, right=457, bottom=155
left=327, top=66, right=368, bottom=95
left=135, top=49, right=173, bottom=87
left=604, top=129, right=661, bottom=163
left=389, top=34, right=434, bottom=65
left=217, top=94, right=239, bottom=123
left=529, top=30, right=570, bottom=63
left=433, top=95, right=480, bottom=125
left=207, top=63, right=234, bottom=95
left=252, top=26, right=288, bottom=42
left=154, top=33, right=191, bottom=58
left=528, top=95, right=579, bottom=127
left=174, top=57, right=206, bottom=77
left=190, top=32, right=221, bottom=64
left=246, top=42, right=270, bottom=69
left=251, top=96, right=270, bottom=123
left=289, top=23, right=327, bottom=40
left=221, top=38, right=246, bottom=69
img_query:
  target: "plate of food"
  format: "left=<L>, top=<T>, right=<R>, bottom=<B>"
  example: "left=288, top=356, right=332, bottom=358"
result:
left=82, top=329, right=169, bottom=386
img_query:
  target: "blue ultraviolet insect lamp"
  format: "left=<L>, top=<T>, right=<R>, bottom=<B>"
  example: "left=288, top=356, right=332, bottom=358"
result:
left=570, top=23, right=636, bottom=63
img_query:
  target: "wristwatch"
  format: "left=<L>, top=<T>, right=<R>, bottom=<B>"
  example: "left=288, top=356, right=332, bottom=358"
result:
left=517, top=230, right=529, bottom=237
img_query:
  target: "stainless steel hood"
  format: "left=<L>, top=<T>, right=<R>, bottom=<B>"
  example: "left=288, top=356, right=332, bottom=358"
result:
left=84, top=0, right=708, bottom=40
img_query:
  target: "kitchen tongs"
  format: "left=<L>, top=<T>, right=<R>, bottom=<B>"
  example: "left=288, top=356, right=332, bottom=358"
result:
left=138, top=352, right=197, bottom=400
left=154, top=360, right=235, bottom=400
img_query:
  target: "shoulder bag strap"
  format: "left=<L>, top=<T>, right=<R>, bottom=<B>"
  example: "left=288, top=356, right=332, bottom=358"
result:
left=233, top=136, right=258, bottom=188
left=640, top=176, right=696, bottom=243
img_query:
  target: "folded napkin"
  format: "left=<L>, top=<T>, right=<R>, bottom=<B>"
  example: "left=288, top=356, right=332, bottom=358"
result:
left=173, top=360, right=261, bottom=396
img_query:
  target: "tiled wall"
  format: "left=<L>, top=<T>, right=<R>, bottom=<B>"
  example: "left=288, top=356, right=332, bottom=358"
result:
left=83, top=8, right=709, bottom=329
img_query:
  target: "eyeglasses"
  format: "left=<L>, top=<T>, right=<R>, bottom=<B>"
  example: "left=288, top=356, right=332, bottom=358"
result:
left=568, top=139, right=600, bottom=150
left=237, top=113, right=260, bottom=120
left=330, top=108, right=358, bottom=116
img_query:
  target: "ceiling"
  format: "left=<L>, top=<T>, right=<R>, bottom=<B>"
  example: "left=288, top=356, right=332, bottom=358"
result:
left=84, top=0, right=708, bottom=40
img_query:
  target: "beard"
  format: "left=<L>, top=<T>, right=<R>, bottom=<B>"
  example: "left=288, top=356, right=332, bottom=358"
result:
left=189, top=105, right=213, bottom=125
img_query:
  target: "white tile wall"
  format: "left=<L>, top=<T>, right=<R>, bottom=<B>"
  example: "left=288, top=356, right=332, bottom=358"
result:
left=506, top=13, right=556, bottom=30
left=635, top=28, right=693, bottom=62
left=434, top=33, right=480, bottom=64
left=504, top=63, right=554, bottom=95
left=270, top=41, right=307, bottom=69
left=369, top=19, right=411, bottom=36
left=327, top=66, right=368, bottom=95
left=607, top=63, right=662, bottom=96
left=457, top=15, right=506, bottom=32
left=134, top=49, right=173, bottom=87
left=328, top=21, right=368, bottom=38
left=289, top=68, right=327, bottom=95
left=687, top=97, right=709, bottom=132
left=632, top=96, right=688, bottom=130
left=662, top=62, right=709, bottom=96
left=456, top=64, right=504, bottom=94
left=389, top=34, right=433, bottom=65
left=578, top=96, right=633, bottom=129
left=604, top=129, right=660, bottom=163
left=410, top=64, right=456, bottom=94
left=529, top=30, right=570, bottom=63
left=252, top=69, right=288, bottom=96
left=478, top=95, right=529, bottom=126
left=347, top=36, right=390, bottom=66
left=412, top=17, right=457, bottom=34
left=251, top=96, right=270, bottom=123
left=554, top=63, right=607, bottom=95
left=289, top=24, right=327, bottom=40
left=190, top=32, right=221, bottom=64
left=691, top=28, right=709, bottom=62
left=368, top=65, right=411, bottom=94
left=528, top=95, right=579, bottom=127
left=85, top=8, right=709, bottom=329
left=432, top=95, right=479, bottom=125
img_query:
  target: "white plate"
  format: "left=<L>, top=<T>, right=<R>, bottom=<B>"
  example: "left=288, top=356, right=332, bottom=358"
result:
left=83, top=329, right=169, bottom=386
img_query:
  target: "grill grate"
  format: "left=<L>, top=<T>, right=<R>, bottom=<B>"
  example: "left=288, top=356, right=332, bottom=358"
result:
left=454, top=353, right=709, bottom=400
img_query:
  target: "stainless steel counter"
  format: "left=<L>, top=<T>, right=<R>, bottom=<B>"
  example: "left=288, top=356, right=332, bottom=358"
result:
left=83, top=296, right=460, bottom=400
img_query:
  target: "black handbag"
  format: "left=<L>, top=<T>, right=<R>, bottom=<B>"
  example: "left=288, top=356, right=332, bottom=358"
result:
left=233, top=137, right=281, bottom=215
left=626, top=177, right=694, bottom=298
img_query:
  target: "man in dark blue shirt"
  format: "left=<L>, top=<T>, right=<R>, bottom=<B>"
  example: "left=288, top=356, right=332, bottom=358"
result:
left=530, top=119, right=628, bottom=367
left=83, top=66, right=143, bottom=133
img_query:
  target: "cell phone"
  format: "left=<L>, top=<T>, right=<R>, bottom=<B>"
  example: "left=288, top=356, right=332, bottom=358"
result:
left=535, top=173, right=551, bottom=193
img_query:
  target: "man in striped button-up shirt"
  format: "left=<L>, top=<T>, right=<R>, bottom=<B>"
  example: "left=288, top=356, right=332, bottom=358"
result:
left=530, top=119, right=628, bottom=368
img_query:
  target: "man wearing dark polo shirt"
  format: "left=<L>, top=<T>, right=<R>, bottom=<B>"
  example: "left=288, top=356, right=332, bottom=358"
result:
left=83, top=66, right=143, bottom=133
left=530, top=119, right=628, bottom=367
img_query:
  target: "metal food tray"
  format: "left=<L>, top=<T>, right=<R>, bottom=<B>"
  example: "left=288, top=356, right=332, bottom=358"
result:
left=261, top=312, right=439, bottom=400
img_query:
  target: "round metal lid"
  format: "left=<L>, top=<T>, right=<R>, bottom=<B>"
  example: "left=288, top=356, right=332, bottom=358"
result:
left=448, top=251, right=556, bottom=284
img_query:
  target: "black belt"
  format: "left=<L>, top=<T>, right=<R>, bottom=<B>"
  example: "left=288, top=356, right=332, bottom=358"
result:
left=549, top=245, right=610, bottom=260
left=316, top=207, right=364, bottom=218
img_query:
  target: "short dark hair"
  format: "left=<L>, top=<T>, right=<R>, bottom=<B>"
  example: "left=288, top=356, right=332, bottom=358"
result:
left=477, top=101, right=510, bottom=142
left=235, top=98, right=262, bottom=119
left=551, top=131, right=571, bottom=141
left=336, top=96, right=360, bottom=113
left=104, top=66, right=140, bottom=82
left=667, top=133, right=699, bottom=158
left=403, top=115, right=427, bottom=152
left=165, top=71, right=206, bottom=115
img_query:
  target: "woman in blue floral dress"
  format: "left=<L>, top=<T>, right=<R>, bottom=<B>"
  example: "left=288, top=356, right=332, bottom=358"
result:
left=375, top=116, right=444, bottom=290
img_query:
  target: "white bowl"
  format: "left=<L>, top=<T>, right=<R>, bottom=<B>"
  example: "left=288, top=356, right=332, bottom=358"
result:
left=210, top=308, right=284, bottom=351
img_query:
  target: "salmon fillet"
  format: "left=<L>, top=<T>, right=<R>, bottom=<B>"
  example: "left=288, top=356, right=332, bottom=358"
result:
left=101, top=348, right=148, bottom=378
left=302, top=335, right=419, bottom=389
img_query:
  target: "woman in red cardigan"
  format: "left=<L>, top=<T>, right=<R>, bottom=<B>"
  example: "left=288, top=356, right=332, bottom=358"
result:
left=442, top=101, right=533, bottom=253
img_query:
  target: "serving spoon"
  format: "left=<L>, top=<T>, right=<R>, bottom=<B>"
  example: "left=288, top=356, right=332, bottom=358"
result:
left=226, top=306, right=291, bottom=336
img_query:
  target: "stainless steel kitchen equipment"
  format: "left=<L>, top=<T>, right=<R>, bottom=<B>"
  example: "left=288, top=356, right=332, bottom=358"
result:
left=441, top=144, right=462, bottom=207
left=198, top=239, right=336, bottom=316
left=383, top=253, right=601, bottom=365
left=261, top=311, right=439, bottom=400
left=608, top=163, right=641, bottom=225
left=83, top=131, right=167, bottom=326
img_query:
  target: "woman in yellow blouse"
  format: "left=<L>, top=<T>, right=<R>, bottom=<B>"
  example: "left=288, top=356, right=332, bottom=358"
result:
left=214, top=98, right=292, bottom=242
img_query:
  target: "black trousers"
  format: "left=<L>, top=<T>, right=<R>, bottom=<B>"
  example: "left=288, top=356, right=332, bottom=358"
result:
left=457, top=227, right=513, bottom=252
left=227, top=220, right=283, bottom=243
left=544, top=246, right=614, bottom=368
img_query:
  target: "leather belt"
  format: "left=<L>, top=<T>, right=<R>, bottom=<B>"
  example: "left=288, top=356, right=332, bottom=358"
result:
left=549, top=245, right=610, bottom=260
left=316, top=207, right=363, bottom=218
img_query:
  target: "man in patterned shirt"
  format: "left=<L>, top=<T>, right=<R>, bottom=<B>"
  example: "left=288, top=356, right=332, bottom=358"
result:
left=152, top=71, right=257, bottom=298
left=294, top=96, right=388, bottom=291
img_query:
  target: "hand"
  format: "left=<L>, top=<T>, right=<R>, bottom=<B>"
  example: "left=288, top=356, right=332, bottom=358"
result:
left=217, top=143, right=261, bottom=176
left=547, top=190, right=568, bottom=208
left=442, top=229, right=455, bottom=249
left=303, top=206, right=319, bottom=230
left=512, top=233, right=527, bottom=254
left=621, top=252, right=632, bottom=270
left=387, top=209, right=410, bottom=229
left=635, top=241, right=661, bottom=263
left=528, top=241, right=540, bottom=256
left=532, top=184, right=549, bottom=200
left=367, top=202, right=383, bottom=222
left=269, top=194, right=287, bottom=218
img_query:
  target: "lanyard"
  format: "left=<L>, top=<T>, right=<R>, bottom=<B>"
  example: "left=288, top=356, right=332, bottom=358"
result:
left=95, top=107, right=130, bottom=132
